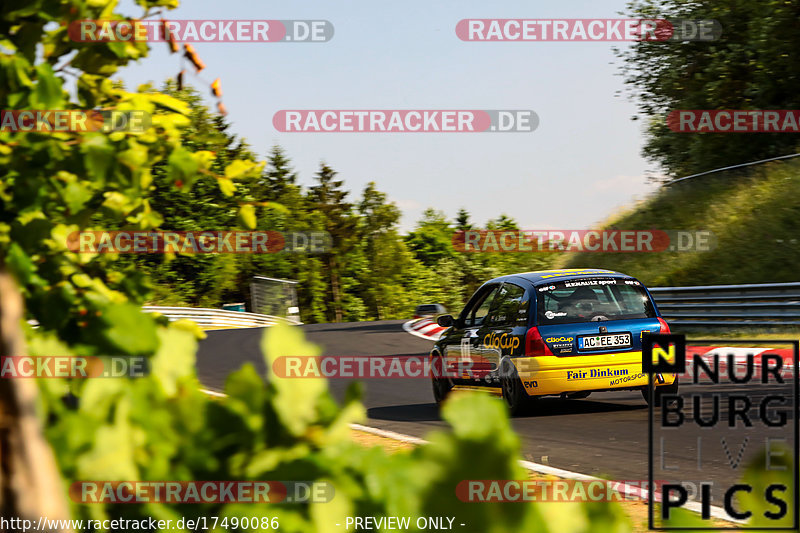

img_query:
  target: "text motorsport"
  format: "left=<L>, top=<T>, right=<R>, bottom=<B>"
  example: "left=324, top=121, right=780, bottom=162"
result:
left=0, top=110, right=150, bottom=133
left=452, top=230, right=716, bottom=253
left=71, top=481, right=333, bottom=504
left=68, top=20, right=334, bottom=43
left=272, top=110, right=538, bottom=133
left=67, top=231, right=332, bottom=254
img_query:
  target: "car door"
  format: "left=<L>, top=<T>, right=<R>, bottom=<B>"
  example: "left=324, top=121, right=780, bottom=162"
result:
left=475, top=282, right=529, bottom=384
left=441, top=283, right=501, bottom=383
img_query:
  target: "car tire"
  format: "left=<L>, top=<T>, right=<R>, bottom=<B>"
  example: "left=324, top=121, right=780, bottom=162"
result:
left=642, top=377, right=679, bottom=407
left=431, top=352, right=453, bottom=405
left=500, top=358, right=536, bottom=416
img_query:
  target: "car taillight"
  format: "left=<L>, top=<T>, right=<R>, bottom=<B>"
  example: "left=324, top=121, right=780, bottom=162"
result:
left=657, top=317, right=670, bottom=333
left=525, top=326, right=554, bottom=357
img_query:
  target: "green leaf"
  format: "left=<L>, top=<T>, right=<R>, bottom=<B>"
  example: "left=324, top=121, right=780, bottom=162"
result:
left=31, top=62, right=64, bottom=108
left=150, top=327, right=197, bottom=397
left=62, top=181, right=93, bottom=213
left=147, top=93, right=191, bottom=115
left=6, top=242, right=45, bottom=287
left=239, top=204, right=256, bottom=229
left=261, top=201, right=290, bottom=214
left=260, top=323, right=327, bottom=436
left=117, top=141, right=148, bottom=170
left=217, top=177, right=236, bottom=196
left=81, top=135, right=115, bottom=182
left=99, top=303, right=159, bottom=355
left=76, top=400, right=139, bottom=481
left=224, top=159, right=262, bottom=179
left=167, top=146, right=199, bottom=185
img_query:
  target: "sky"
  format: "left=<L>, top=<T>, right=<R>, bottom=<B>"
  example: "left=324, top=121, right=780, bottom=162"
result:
left=116, top=0, right=661, bottom=232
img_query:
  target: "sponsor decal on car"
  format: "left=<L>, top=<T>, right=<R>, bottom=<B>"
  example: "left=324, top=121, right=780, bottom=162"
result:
left=609, top=372, right=645, bottom=385
left=483, top=332, right=520, bottom=351
left=545, top=336, right=574, bottom=343
left=564, top=279, right=617, bottom=287
left=540, top=269, right=614, bottom=278
left=566, top=368, right=629, bottom=380
left=544, top=310, right=567, bottom=319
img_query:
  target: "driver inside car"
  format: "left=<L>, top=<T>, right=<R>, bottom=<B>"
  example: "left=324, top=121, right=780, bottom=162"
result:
left=560, top=286, right=599, bottom=318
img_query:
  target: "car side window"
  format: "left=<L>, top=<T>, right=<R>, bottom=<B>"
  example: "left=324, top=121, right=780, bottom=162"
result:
left=487, top=283, right=528, bottom=327
left=463, top=286, right=500, bottom=327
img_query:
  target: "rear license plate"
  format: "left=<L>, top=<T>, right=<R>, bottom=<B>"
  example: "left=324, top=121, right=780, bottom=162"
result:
left=578, top=333, right=631, bottom=350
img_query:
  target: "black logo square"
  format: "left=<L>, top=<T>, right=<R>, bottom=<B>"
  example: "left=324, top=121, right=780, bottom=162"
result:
left=642, top=333, right=686, bottom=374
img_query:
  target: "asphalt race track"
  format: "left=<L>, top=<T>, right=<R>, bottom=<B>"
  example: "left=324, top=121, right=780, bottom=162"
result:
left=197, top=320, right=796, bottom=506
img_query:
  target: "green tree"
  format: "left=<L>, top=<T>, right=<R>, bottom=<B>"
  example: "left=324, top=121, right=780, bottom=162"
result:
left=354, top=182, right=417, bottom=319
left=405, top=208, right=456, bottom=267
left=259, top=145, right=299, bottom=199
left=121, top=82, right=259, bottom=307
left=0, top=1, right=255, bottom=353
left=619, top=0, right=800, bottom=178
left=455, top=208, right=473, bottom=231
left=308, top=164, right=358, bottom=322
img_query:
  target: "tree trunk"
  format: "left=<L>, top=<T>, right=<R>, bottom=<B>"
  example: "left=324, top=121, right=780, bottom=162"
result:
left=0, top=269, right=73, bottom=532
left=328, top=255, right=343, bottom=322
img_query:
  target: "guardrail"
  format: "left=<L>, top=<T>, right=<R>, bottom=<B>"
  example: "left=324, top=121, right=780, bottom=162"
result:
left=663, top=152, right=800, bottom=187
left=143, top=306, right=301, bottom=330
left=650, top=282, right=800, bottom=327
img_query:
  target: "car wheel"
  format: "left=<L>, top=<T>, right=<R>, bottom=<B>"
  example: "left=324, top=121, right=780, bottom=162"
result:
left=642, top=377, right=679, bottom=406
left=500, top=358, right=536, bottom=416
left=431, top=352, right=453, bottom=405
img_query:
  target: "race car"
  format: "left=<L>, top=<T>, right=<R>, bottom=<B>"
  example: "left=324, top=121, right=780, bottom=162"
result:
left=430, top=268, right=678, bottom=414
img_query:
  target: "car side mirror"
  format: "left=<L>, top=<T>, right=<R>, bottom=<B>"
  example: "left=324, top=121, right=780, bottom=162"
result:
left=437, top=314, right=454, bottom=327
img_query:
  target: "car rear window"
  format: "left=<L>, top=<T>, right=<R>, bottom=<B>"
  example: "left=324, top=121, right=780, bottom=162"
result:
left=417, top=305, right=438, bottom=313
left=536, top=278, right=656, bottom=324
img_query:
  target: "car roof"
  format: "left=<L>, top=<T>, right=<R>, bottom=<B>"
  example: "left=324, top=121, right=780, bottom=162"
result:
left=486, top=269, right=633, bottom=287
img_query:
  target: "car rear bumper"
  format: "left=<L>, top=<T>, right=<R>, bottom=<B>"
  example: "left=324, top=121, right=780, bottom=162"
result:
left=510, top=351, right=677, bottom=396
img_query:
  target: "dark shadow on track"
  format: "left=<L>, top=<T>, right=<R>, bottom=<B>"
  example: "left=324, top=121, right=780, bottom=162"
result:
left=526, top=398, right=648, bottom=417
left=367, top=403, right=441, bottom=422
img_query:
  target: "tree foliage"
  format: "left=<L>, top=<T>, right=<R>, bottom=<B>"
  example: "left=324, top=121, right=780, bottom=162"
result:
left=618, top=0, right=800, bottom=178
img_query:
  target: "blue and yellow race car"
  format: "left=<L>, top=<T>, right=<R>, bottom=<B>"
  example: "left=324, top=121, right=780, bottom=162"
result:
left=430, top=269, right=678, bottom=414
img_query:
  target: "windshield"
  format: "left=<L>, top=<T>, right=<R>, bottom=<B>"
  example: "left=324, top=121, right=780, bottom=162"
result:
left=536, top=278, right=657, bottom=325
